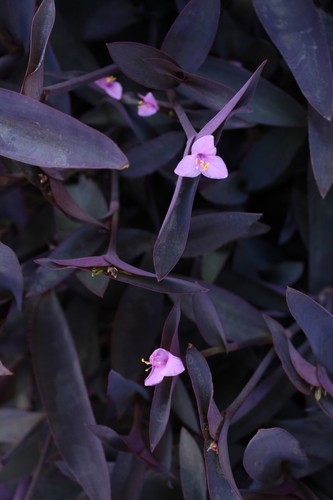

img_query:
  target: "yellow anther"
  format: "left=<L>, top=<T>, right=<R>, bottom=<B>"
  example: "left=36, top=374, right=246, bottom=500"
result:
left=106, top=76, right=116, bottom=83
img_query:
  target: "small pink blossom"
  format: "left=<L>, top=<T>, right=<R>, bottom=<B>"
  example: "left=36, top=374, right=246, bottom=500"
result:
left=95, top=76, right=123, bottom=100
left=0, top=361, right=12, bottom=376
left=141, top=348, right=185, bottom=386
left=174, top=135, right=228, bottom=179
left=137, top=92, right=159, bottom=117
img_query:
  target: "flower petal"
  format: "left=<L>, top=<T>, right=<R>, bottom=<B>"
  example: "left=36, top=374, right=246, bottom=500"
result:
left=174, top=155, right=201, bottom=177
left=201, top=155, right=228, bottom=179
left=137, top=92, right=159, bottom=117
left=164, top=353, right=185, bottom=376
left=106, top=81, right=123, bottom=100
left=191, top=135, right=216, bottom=156
left=144, top=367, right=167, bottom=386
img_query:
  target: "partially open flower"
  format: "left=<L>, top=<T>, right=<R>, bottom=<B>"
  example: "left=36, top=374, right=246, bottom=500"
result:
left=141, top=348, right=185, bottom=386
left=137, top=92, right=159, bottom=117
left=174, top=135, right=228, bottom=179
left=95, top=76, right=123, bottom=100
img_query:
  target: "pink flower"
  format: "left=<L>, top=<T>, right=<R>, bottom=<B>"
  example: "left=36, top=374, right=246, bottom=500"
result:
left=174, top=135, right=228, bottom=179
left=141, top=348, right=185, bottom=386
left=137, top=92, right=159, bottom=117
left=95, top=76, right=123, bottom=100
left=0, top=361, right=12, bottom=376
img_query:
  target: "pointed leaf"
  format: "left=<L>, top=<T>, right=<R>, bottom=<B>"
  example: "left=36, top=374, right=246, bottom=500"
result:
left=287, top=287, right=333, bottom=373
left=309, top=105, right=333, bottom=197
left=0, top=242, right=23, bottom=309
left=198, top=61, right=266, bottom=137
left=161, top=0, right=220, bottom=72
left=0, top=88, right=128, bottom=170
left=253, top=0, right=333, bottom=118
left=30, top=293, right=110, bottom=500
left=21, top=0, right=55, bottom=99
left=107, top=42, right=181, bottom=89
left=179, top=428, right=207, bottom=500
left=192, top=292, right=227, bottom=348
left=154, top=177, right=199, bottom=280
left=149, top=303, right=181, bottom=450
left=204, top=445, right=240, bottom=499
left=183, top=212, right=262, bottom=257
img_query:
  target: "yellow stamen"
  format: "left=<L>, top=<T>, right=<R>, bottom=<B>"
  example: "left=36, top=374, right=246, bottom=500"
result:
left=105, top=76, right=116, bottom=83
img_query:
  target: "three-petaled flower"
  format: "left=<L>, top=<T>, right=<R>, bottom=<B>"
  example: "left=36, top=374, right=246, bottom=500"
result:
left=141, top=348, right=185, bottom=386
left=174, top=135, right=228, bottom=179
left=137, top=92, right=159, bottom=117
left=95, top=76, right=123, bottom=100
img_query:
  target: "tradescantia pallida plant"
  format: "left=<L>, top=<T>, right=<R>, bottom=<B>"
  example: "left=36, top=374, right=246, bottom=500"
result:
left=1, top=0, right=333, bottom=498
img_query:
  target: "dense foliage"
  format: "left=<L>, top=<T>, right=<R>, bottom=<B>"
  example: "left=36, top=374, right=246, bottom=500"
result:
left=1, top=0, right=333, bottom=498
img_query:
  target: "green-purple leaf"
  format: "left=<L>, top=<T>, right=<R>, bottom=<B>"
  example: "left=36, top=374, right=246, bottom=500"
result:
left=179, top=428, right=207, bottom=500
left=253, top=0, right=333, bottom=119
left=0, top=88, right=128, bottom=170
left=30, top=293, right=110, bottom=500
left=161, top=0, right=220, bottom=72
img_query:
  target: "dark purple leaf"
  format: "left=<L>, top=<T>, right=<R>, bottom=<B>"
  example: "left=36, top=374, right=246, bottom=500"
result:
left=0, top=88, right=128, bottom=171
left=153, top=177, right=199, bottom=280
left=0, top=0, right=34, bottom=52
left=308, top=170, right=333, bottom=293
left=111, top=287, right=163, bottom=380
left=199, top=57, right=306, bottom=127
left=107, top=42, right=181, bottom=89
left=107, top=371, right=148, bottom=418
left=192, top=292, right=227, bottom=348
left=198, top=61, right=266, bottom=137
left=186, top=344, right=221, bottom=438
left=30, top=293, right=110, bottom=500
left=317, top=365, right=333, bottom=397
left=287, top=341, right=319, bottom=387
left=179, top=428, right=206, bottom=500
left=177, top=75, right=235, bottom=112
left=240, top=128, right=305, bottom=191
left=21, top=0, right=55, bottom=100
left=287, top=288, right=333, bottom=373
left=253, top=0, right=333, bottom=119
left=0, top=242, right=23, bottom=309
left=204, top=445, right=240, bottom=499
left=29, top=225, right=106, bottom=296
left=161, top=0, right=220, bottom=72
left=264, top=314, right=311, bottom=395
left=183, top=212, right=262, bottom=257
left=243, top=427, right=308, bottom=483
left=123, top=131, right=185, bottom=178
left=309, top=105, right=333, bottom=197
left=149, top=303, right=181, bottom=451
left=111, top=453, right=146, bottom=500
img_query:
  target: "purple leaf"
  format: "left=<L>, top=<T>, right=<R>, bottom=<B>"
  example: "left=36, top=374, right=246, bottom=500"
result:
left=153, top=177, right=199, bottom=280
left=204, top=445, right=240, bottom=499
left=0, top=242, right=23, bottom=309
left=286, top=287, right=333, bottom=373
left=265, top=314, right=311, bottom=395
left=161, top=0, right=220, bottom=72
left=149, top=303, right=181, bottom=450
left=30, top=293, right=110, bottom=500
left=308, top=171, right=333, bottom=293
left=183, top=212, right=262, bottom=257
left=240, top=128, right=306, bottom=191
left=288, top=342, right=319, bottom=387
left=107, top=371, right=148, bottom=418
left=179, top=428, right=206, bottom=500
left=21, top=0, right=55, bottom=100
left=0, top=0, right=35, bottom=52
left=0, top=88, right=128, bottom=171
left=200, top=57, right=306, bottom=127
left=309, top=105, right=333, bottom=197
left=198, top=61, right=266, bottom=137
left=107, top=42, right=181, bottom=89
left=186, top=344, right=221, bottom=438
left=243, top=427, right=308, bottom=483
left=111, top=287, right=163, bottom=380
left=253, top=0, right=333, bottom=119
left=123, top=131, right=185, bottom=178
left=29, top=225, right=106, bottom=296
left=111, top=453, right=146, bottom=500
left=192, top=292, right=227, bottom=348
